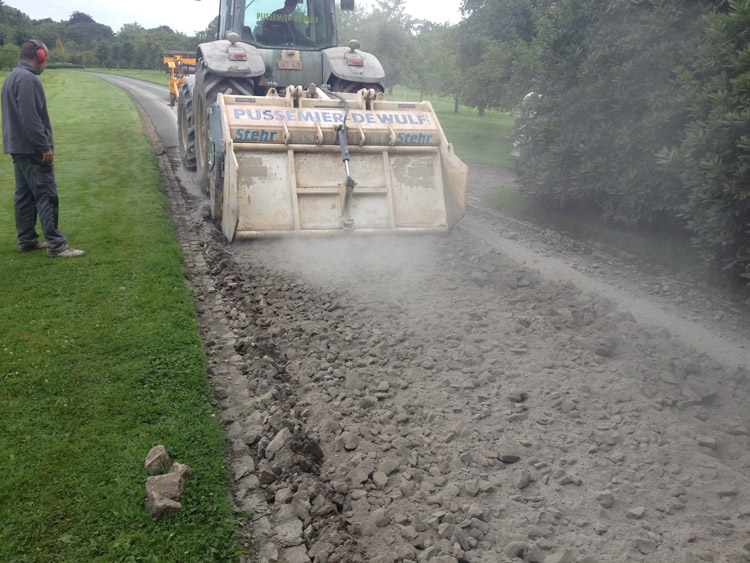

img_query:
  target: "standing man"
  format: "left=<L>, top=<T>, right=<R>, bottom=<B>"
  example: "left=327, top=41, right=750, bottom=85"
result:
left=2, top=39, right=85, bottom=258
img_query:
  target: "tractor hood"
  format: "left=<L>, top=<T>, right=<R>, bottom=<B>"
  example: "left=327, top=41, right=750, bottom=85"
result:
left=321, top=45, right=385, bottom=86
left=254, top=45, right=385, bottom=91
left=198, top=38, right=385, bottom=93
left=198, top=39, right=266, bottom=77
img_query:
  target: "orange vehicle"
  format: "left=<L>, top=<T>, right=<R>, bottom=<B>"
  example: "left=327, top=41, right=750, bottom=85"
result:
left=163, top=51, right=197, bottom=106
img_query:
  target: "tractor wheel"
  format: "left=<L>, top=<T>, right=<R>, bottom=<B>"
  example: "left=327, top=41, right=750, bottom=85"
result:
left=194, top=58, right=254, bottom=197
left=328, top=78, right=384, bottom=94
left=177, top=83, right=196, bottom=171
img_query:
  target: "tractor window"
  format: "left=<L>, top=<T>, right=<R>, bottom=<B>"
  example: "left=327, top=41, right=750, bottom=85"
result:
left=241, top=0, right=337, bottom=50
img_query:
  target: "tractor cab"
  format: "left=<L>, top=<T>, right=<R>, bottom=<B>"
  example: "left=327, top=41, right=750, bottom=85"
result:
left=220, top=0, right=345, bottom=51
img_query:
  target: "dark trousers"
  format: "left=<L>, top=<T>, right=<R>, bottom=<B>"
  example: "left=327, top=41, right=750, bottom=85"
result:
left=12, top=154, right=67, bottom=252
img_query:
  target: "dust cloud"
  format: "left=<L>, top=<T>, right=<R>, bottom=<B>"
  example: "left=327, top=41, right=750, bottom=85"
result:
left=240, top=234, right=451, bottom=304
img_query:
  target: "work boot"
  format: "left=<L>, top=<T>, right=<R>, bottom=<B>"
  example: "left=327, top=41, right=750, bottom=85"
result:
left=17, top=241, right=47, bottom=253
left=47, top=245, right=85, bottom=258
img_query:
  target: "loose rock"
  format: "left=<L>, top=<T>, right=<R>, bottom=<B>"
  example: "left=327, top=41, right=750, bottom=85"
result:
left=144, top=445, right=171, bottom=473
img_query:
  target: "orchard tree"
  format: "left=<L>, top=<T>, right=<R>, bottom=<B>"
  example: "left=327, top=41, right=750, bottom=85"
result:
left=453, top=0, right=540, bottom=113
left=339, top=0, right=415, bottom=92
left=407, top=23, right=463, bottom=108
left=459, top=0, right=537, bottom=42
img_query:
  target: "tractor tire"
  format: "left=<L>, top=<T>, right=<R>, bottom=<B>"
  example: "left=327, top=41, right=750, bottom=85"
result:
left=194, top=59, right=254, bottom=197
left=177, top=83, right=197, bottom=171
left=328, top=78, right=384, bottom=94
left=210, top=148, right=224, bottom=221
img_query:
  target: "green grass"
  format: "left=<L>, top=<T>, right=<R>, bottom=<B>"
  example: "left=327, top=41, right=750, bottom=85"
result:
left=0, top=70, right=241, bottom=561
left=389, top=85, right=517, bottom=168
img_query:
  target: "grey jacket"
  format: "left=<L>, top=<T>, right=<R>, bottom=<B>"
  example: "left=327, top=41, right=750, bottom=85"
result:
left=1, top=61, right=54, bottom=155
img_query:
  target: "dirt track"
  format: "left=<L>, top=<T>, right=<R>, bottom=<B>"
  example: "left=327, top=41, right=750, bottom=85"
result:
left=152, top=129, right=750, bottom=561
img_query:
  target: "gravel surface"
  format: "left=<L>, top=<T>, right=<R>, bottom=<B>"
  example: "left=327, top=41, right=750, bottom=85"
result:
left=152, top=129, right=750, bottom=562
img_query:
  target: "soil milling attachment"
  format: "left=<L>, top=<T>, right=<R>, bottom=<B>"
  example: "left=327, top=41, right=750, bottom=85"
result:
left=157, top=175, right=750, bottom=563
left=211, top=87, right=468, bottom=241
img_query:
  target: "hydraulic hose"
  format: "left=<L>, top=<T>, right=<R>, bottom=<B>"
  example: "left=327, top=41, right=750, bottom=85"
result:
left=317, top=85, right=357, bottom=228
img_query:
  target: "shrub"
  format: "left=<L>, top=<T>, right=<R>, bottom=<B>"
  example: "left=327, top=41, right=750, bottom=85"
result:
left=516, top=0, right=710, bottom=229
left=659, top=1, right=750, bottom=285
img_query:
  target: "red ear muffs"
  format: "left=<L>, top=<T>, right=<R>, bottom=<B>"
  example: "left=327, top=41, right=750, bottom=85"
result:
left=29, top=40, right=46, bottom=62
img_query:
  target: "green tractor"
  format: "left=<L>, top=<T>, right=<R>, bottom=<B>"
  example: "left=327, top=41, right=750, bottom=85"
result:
left=179, top=0, right=467, bottom=240
left=179, top=0, right=384, bottom=183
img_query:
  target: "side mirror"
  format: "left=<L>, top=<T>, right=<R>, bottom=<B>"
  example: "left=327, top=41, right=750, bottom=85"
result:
left=341, top=0, right=355, bottom=10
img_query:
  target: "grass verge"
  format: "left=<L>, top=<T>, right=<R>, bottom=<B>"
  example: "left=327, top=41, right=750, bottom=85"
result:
left=0, top=70, right=240, bottom=561
left=389, top=85, right=516, bottom=168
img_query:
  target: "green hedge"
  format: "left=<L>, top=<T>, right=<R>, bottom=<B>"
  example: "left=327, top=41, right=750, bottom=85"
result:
left=659, top=2, right=750, bottom=283
left=516, top=0, right=750, bottom=286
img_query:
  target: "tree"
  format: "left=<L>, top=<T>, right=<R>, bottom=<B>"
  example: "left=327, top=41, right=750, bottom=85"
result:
left=95, top=40, right=112, bottom=67
left=33, top=20, right=65, bottom=49
left=0, top=42, right=18, bottom=68
left=68, top=11, right=95, bottom=24
left=406, top=24, right=462, bottom=108
left=134, top=27, right=192, bottom=69
left=0, top=1, right=210, bottom=69
left=452, top=0, right=539, bottom=113
left=80, top=49, right=96, bottom=68
left=339, top=0, right=415, bottom=92
left=63, top=21, right=114, bottom=50
left=460, top=0, right=536, bottom=42
left=52, top=38, right=67, bottom=63
left=118, top=40, right=136, bottom=68
left=0, top=2, right=31, bottom=45
left=115, top=23, right=145, bottom=68
left=194, top=16, right=219, bottom=45
left=513, top=0, right=749, bottom=286
left=117, top=22, right=146, bottom=42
